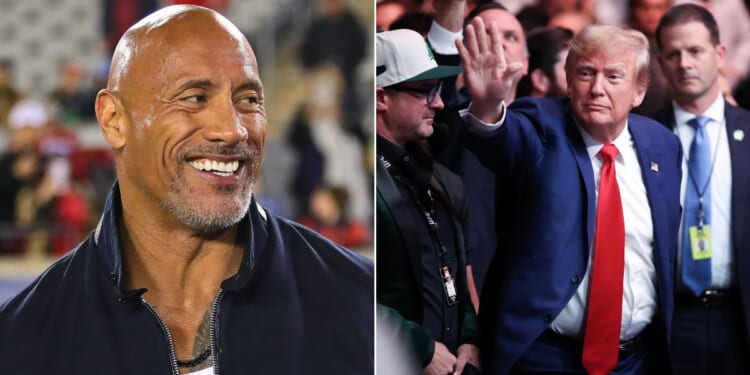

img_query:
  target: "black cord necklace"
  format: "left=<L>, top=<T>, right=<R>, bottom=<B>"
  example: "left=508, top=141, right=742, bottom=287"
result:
left=176, top=346, right=211, bottom=368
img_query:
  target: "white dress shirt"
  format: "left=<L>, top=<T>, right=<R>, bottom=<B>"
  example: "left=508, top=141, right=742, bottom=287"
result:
left=673, top=94, right=734, bottom=289
left=462, top=110, right=657, bottom=341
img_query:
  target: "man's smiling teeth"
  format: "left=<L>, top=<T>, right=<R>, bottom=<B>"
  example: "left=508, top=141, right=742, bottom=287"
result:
left=188, top=159, right=240, bottom=176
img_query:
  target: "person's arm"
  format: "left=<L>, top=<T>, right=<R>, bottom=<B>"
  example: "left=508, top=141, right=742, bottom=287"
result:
left=455, top=15, right=550, bottom=177
left=428, top=0, right=466, bottom=110
left=459, top=295, right=480, bottom=344
left=433, top=0, right=465, bottom=33
left=456, top=292, right=481, bottom=373
left=465, top=266, right=479, bottom=311
left=428, top=0, right=465, bottom=56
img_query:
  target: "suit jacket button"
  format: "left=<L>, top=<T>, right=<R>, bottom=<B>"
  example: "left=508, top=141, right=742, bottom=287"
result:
left=544, top=313, right=552, bottom=323
left=571, top=275, right=580, bottom=284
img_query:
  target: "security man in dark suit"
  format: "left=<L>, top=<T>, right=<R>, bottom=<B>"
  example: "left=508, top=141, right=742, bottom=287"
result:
left=651, top=4, right=750, bottom=374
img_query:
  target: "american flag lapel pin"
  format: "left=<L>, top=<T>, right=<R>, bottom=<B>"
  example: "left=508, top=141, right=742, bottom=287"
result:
left=650, top=161, right=659, bottom=172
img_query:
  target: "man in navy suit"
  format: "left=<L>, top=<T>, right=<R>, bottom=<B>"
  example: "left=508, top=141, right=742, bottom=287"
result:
left=455, top=18, right=683, bottom=374
left=651, top=4, right=750, bottom=374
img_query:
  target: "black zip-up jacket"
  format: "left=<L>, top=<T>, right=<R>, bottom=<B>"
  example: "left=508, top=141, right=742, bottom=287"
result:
left=0, top=183, right=374, bottom=374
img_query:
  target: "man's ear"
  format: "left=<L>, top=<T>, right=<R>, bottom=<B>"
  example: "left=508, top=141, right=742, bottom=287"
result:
left=95, top=89, right=126, bottom=150
left=376, top=87, right=387, bottom=112
left=716, top=43, right=727, bottom=70
left=632, top=83, right=647, bottom=109
left=530, top=69, right=550, bottom=96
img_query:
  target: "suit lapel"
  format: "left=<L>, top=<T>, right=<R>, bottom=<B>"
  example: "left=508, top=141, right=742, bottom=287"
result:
left=565, top=110, right=596, bottom=247
left=629, top=118, right=663, bottom=217
left=629, top=118, right=675, bottom=280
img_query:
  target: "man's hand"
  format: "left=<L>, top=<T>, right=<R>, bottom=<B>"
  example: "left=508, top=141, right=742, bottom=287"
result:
left=424, top=341, right=457, bottom=375
left=456, top=17, right=523, bottom=123
left=453, top=343, right=480, bottom=374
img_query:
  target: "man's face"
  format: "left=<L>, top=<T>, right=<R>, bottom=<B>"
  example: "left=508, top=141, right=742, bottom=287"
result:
left=567, top=50, right=645, bottom=132
left=476, top=9, right=529, bottom=77
left=549, top=48, right=569, bottom=97
left=631, top=0, right=670, bottom=37
left=381, top=80, right=444, bottom=145
left=658, top=21, right=724, bottom=105
left=119, top=18, right=266, bottom=233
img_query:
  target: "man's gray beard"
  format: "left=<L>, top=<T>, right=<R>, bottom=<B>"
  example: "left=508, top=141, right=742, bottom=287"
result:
left=161, top=175, right=255, bottom=234
left=161, top=142, right=260, bottom=234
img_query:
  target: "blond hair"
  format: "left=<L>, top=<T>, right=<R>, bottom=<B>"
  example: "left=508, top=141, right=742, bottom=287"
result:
left=565, top=25, right=650, bottom=89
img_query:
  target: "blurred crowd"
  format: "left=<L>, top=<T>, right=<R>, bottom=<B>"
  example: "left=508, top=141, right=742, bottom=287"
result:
left=0, top=97, right=114, bottom=257
left=285, top=0, right=373, bottom=250
left=376, top=0, right=750, bottom=112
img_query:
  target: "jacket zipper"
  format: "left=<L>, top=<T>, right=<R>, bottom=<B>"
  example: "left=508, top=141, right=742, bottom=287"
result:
left=141, top=298, right=181, bottom=375
left=211, top=288, right=225, bottom=375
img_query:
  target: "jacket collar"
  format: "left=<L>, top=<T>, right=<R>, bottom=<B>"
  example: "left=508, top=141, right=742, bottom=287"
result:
left=377, top=136, right=435, bottom=197
left=94, top=181, right=264, bottom=300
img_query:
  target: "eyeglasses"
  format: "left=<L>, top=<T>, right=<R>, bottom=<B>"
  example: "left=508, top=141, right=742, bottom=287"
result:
left=385, top=81, right=443, bottom=104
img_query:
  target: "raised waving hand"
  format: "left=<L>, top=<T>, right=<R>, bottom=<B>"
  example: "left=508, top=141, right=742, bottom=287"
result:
left=456, top=17, right=524, bottom=123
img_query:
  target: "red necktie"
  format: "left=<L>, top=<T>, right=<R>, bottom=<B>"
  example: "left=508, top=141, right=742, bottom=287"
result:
left=582, top=144, right=625, bottom=375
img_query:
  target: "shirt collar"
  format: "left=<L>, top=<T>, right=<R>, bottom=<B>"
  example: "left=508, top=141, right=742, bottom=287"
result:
left=377, top=135, right=434, bottom=193
left=673, top=93, right=724, bottom=127
left=576, top=120, right=633, bottom=162
left=377, top=135, right=408, bottom=164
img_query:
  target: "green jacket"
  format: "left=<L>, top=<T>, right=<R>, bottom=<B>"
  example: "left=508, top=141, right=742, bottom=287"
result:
left=376, top=158, right=480, bottom=366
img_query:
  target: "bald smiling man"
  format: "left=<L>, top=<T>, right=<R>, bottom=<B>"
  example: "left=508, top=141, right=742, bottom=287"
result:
left=0, top=6, right=373, bottom=374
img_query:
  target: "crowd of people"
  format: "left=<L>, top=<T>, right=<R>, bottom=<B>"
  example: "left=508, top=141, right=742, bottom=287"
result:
left=377, top=0, right=750, bottom=374
left=0, top=97, right=113, bottom=257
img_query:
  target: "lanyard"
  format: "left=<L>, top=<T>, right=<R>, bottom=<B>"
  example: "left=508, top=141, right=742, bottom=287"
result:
left=380, top=155, right=451, bottom=264
left=380, top=154, right=459, bottom=305
left=678, top=117, right=724, bottom=227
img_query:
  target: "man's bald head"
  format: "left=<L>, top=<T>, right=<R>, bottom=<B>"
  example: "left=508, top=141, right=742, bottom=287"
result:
left=108, top=5, right=257, bottom=100
left=96, top=5, right=267, bottom=233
